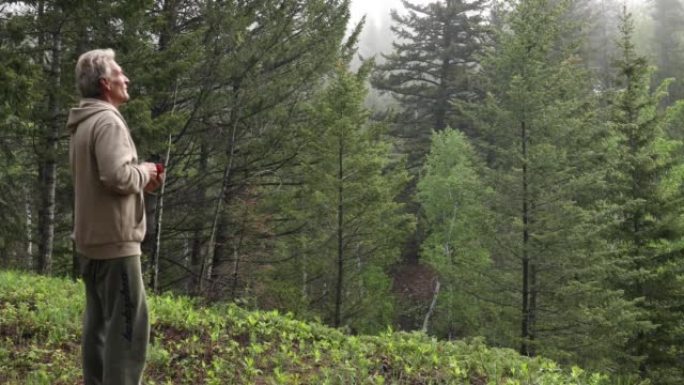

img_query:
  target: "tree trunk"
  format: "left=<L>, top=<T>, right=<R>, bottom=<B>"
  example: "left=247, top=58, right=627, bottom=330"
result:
left=189, top=228, right=203, bottom=292
left=200, top=104, right=240, bottom=293
left=188, top=141, right=208, bottom=292
left=520, top=119, right=532, bottom=356
left=334, top=136, right=344, bottom=328
left=199, top=163, right=230, bottom=293
left=529, top=263, right=537, bottom=356
left=210, top=213, right=228, bottom=285
left=36, top=25, right=62, bottom=275
left=148, top=134, right=173, bottom=293
left=422, top=279, right=441, bottom=333
left=301, top=252, right=308, bottom=301
left=25, top=184, right=33, bottom=269
left=229, top=230, right=240, bottom=299
left=434, top=8, right=453, bottom=132
left=228, top=213, right=248, bottom=299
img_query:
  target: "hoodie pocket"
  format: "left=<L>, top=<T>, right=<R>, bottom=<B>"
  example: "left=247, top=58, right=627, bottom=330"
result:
left=119, top=193, right=145, bottom=242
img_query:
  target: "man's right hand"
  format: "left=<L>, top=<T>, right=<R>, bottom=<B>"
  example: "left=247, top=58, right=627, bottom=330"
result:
left=141, top=162, right=165, bottom=192
left=141, top=162, right=158, bottom=185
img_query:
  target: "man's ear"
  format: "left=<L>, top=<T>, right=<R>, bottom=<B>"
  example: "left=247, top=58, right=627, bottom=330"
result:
left=99, top=77, right=110, bottom=92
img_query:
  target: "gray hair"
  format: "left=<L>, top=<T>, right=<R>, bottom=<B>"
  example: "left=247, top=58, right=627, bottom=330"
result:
left=75, top=49, right=116, bottom=98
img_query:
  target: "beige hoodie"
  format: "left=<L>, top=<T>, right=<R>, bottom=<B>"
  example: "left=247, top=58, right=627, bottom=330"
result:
left=67, top=99, right=151, bottom=259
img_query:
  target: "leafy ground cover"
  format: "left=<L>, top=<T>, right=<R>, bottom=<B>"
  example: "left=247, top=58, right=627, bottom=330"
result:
left=0, top=270, right=644, bottom=385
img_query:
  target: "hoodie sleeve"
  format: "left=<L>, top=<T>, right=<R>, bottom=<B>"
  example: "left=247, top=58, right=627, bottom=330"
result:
left=93, top=119, right=150, bottom=195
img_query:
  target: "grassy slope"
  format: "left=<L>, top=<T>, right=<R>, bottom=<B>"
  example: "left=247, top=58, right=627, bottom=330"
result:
left=0, top=270, right=633, bottom=385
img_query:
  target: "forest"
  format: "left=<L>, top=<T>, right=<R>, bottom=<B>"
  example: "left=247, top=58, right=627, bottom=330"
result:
left=0, top=0, right=683, bottom=384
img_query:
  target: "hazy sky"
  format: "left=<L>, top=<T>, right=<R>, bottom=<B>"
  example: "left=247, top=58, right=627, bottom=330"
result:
left=349, top=0, right=434, bottom=26
left=349, top=0, right=649, bottom=26
left=347, top=0, right=652, bottom=61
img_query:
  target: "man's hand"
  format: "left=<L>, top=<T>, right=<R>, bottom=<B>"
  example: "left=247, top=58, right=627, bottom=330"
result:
left=140, top=162, right=163, bottom=192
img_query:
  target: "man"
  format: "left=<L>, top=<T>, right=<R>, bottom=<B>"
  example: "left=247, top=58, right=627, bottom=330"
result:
left=67, top=48, right=162, bottom=385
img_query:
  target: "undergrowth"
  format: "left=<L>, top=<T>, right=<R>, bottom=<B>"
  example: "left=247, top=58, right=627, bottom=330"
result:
left=0, top=270, right=647, bottom=385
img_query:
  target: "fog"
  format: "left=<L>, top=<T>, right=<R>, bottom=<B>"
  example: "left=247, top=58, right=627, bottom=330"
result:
left=349, top=0, right=653, bottom=62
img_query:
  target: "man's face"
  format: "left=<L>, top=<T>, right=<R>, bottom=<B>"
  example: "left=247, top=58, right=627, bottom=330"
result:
left=101, top=61, right=129, bottom=107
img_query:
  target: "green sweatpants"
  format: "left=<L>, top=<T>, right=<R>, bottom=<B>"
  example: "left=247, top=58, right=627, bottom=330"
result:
left=80, top=255, right=149, bottom=385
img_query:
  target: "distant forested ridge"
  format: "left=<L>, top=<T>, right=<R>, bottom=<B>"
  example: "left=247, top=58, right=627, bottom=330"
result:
left=1, top=1, right=683, bottom=384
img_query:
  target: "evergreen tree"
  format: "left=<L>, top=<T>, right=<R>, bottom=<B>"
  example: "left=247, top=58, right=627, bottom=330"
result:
left=604, top=9, right=684, bottom=383
left=0, top=0, right=158, bottom=276
left=183, top=0, right=353, bottom=296
left=0, top=10, right=41, bottom=268
left=467, top=0, right=642, bottom=369
left=372, top=0, right=488, bottom=166
left=0, top=0, right=353, bottom=289
left=262, top=63, right=414, bottom=333
left=370, top=1, right=489, bottom=319
left=0, top=1, right=90, bottom=275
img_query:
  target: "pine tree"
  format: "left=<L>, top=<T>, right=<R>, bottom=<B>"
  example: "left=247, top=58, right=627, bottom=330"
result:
left=0, top=1, right=92, bottom=275
left=604, top=9, right=684, bottom=383
left=263, top=63, right=414, bottom=333
left=370, top=1, right=489, bottom=314
left=0, top=10, right=41, bottom=268
left=372, top=0, right=488, bottom=165
left=192, top=0, right=353, bottom=296
left=0, top=0, right=354, bottom=289
left=466, top=0, right=643, bottom=369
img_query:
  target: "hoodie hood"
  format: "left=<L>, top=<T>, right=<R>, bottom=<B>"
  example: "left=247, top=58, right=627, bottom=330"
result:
left=66, top=98, right=122, bottom=133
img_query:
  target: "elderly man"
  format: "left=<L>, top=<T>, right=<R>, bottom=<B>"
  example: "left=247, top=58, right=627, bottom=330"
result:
left=67, top=48, right=162, bottom=385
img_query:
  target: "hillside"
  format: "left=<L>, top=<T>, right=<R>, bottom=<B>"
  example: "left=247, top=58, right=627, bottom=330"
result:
left=0, top=270, right=637, bottom=385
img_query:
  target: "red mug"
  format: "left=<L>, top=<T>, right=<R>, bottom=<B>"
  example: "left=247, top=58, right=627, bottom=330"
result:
left=155, top=163, right=165, bottom=179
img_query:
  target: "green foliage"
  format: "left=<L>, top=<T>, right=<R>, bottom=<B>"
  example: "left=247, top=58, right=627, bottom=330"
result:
left=417, top=129, right=496, bottom=338
left=261, top=63, right=414, bottom=334
left=372, top=0, right=489, bottom=168
left=0, top=0, right=353, bottom=283
left=462, top=0, right=644, bottom=370
left=128, top=0, right=354, bottom=295
left=0, top=2, right=682, bottom=384
left=0, top=13, right=41, bottom=266
left=600, top=9, right=684, bottom=384
left=0, top=270, right=648, bottom=385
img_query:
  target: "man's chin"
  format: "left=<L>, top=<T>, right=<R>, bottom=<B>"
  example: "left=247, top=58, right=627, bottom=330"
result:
left=111, top=95, right=130, bottom=108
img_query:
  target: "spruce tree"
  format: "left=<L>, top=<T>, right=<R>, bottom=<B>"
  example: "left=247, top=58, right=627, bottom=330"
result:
left=262, top=63, right=414, bottom=333
left=191, top=0, right=353, bottom=296
left=0, top=11, right=41, bottom=268
left=0, top=1, right=354, bottom=290
left=0, top=1, right=101, bottom=275
left=467, top=0, right=643, bottom=369
left=370, top=1, right=489, bottom=315
left=372, top=0, right=488, bottom=163
left=102, top=0, right=354, bottom=295
left=577, top=0, right=621, bottom=91
left=605, top=9, right=684, bottom=383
